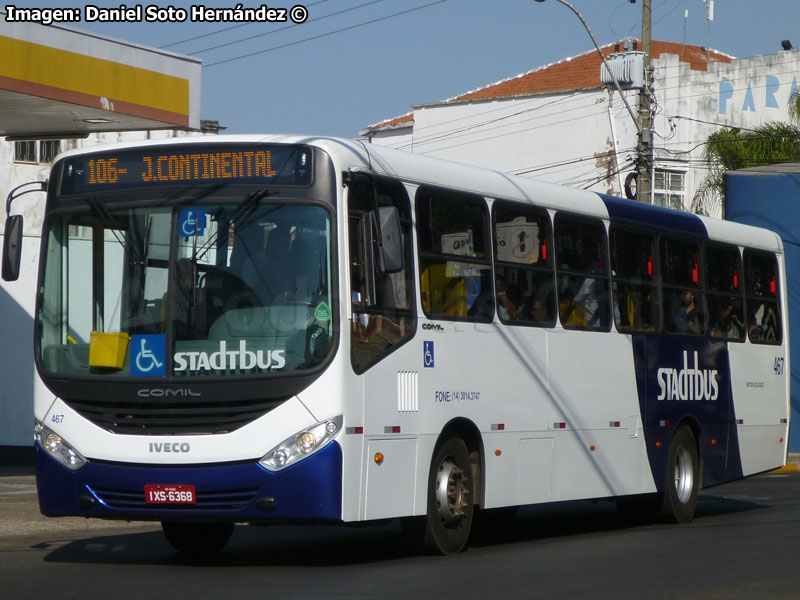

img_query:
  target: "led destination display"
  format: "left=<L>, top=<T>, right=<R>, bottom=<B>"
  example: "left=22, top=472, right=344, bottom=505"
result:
left=59, top=144, right=312, bottom=195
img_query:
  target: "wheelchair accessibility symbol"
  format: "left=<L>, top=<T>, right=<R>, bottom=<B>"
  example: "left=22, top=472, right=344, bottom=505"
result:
left=131, top=334, right=166, bottom=377
left=178, top=208, right=207, bottom=238
left=424, top=341, right=435, bottom=368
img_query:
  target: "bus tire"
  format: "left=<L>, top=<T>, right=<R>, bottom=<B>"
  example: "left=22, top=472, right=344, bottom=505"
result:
left=161, top=521, right=234, bottom=555
left=423, top=436, right=475, bottom=554
left=662, top=426, right=700, bottom=523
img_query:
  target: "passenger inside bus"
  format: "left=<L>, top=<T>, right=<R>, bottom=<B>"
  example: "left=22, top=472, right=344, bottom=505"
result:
left=672, top=290, right=702, bottom=334
left=241, top=225, right=292, bottom=304
left=495, top=274, right=519, bottom=320
left=710, top=303, right=743, bottom=339
left=558, top=287, right=587, bottom=326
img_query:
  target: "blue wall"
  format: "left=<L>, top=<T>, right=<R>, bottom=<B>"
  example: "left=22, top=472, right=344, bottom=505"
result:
left=726, top=168, right=800, bottom=451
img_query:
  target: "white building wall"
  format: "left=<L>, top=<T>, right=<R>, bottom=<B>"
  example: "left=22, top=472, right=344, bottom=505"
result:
left=367, top=48, right=800, bottom=218
left=652, top=49, right=800, bottom=216
left=0, top=129, right=203, bottom=456
left=370, top=89, right=640, bottom=198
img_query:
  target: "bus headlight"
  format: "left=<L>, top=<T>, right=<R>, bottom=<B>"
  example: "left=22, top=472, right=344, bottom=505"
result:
left=34, top=421, right=87, bottom=470
left=259, top=415, right=342, bottom=472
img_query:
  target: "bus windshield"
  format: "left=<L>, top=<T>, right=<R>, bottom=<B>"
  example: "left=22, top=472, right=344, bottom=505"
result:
left=37, top=200, right=334, bottom=380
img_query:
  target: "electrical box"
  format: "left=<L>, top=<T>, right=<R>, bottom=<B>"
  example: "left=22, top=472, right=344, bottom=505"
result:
left=600, top=51, right=645, bottom=90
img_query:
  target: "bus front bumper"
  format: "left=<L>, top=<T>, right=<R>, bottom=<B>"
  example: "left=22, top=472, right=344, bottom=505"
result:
left=35, top=440, right=343, bottom=523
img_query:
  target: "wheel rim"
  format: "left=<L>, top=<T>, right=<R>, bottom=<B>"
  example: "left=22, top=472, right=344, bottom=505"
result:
left=435, top=456, right=470, bottom=527
left=673, top=445, right=694, bottom=504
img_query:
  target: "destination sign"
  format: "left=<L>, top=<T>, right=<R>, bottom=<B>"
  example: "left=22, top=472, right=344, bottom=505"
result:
left=59, top=144, right=312, bottom=195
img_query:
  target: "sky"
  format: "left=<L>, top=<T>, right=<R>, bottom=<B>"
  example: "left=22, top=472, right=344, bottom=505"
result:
left=7, top=0, right=800, bottom=137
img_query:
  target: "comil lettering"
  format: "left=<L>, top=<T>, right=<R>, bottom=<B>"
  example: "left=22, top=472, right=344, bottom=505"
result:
left=174, top=340, right=285, bottom=373
left=657, top=351, right=719, bottom=401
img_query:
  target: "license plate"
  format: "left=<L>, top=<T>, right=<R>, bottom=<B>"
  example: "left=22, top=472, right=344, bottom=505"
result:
left=144, top=484, right=196, bottom=505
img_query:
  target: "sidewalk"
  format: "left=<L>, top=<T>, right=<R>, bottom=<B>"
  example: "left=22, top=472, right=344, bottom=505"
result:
left=0, top=465, right=34, bottom=478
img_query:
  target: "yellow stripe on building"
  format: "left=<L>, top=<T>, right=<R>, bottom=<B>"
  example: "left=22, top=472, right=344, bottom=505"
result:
left=0, top=35, right=189, bottom=116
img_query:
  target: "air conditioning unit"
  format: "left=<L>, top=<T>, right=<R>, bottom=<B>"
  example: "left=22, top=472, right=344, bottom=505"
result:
left=600, top=51, right=645, bottom=89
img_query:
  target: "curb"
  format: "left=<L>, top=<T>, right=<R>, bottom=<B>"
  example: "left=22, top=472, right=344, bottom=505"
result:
left=771, top=463, right=800, bottom=473
left=770, top=453, right=800, bottom=474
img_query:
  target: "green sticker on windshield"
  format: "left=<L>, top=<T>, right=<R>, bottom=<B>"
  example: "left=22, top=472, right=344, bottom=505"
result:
left=315, top=302, right=331, bottom=322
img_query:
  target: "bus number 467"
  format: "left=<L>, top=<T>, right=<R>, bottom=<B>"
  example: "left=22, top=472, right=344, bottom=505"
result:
left=774, top=357, right=785, bottom=376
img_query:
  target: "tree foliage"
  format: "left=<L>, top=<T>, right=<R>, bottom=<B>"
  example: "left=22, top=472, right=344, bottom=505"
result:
left=692, top=93, right=800, bottom=216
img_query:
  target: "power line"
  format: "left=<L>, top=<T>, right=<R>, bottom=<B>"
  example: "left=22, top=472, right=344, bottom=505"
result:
left=377, top=93, right=580, bottom=142
left=192, top=0, right=387, bottom=55
left=159, top=0, right=331, bottom=49
left=669, top=115, right=760, bottom=132
left=510, top=148, right=638, bottom=177
left=392, top=94, right=596, bottom=151
left=400, top=94, right=626, bottom=152
left=581, top=160, right=637, bottom=190
left=203, top=0, right=449, bottom=69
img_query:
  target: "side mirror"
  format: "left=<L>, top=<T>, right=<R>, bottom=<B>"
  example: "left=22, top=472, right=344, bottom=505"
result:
left=2, top=214, right=23, bottom=282
left=376, top=205, right=403, bottom=274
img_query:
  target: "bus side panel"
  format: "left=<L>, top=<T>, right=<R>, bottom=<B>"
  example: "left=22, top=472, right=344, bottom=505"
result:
left=547, top=329, right=655, bottom=501
left=632, top=335, right=744, bottom=491
left=729, top=342, right=790, bottom=475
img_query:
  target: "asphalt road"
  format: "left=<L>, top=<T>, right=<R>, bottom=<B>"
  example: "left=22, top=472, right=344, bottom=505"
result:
left=2, top=468, right=800, bottom=599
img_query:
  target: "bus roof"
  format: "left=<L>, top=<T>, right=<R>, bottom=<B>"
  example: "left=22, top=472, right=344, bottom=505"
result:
left=53, top=133, right=783, bottom=253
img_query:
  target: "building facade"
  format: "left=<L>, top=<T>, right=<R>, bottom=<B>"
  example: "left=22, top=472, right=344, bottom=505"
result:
left=361, top=40, right=800, bottom=217
left=0, top=12, right=205, bottom=463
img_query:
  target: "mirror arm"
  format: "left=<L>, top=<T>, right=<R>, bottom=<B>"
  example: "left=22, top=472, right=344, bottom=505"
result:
left=6, top=180, right=47, bottom=216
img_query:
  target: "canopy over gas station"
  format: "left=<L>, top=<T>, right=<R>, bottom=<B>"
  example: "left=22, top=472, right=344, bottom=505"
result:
left=0, top=12, right=201, bottom=138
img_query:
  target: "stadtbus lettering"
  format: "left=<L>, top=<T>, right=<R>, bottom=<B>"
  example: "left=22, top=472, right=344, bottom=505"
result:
left=657, top=351, right=719, bottom=401
left=173, top=340, right=286, bottom=373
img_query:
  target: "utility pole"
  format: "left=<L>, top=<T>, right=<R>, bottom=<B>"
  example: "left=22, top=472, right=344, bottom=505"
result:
left=535, top=0, right=649, bottom=201
left=637, top=0, right=653, bottom=204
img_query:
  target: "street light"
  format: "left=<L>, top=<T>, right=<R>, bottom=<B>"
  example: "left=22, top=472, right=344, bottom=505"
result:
left=533, top=0, right=640, bottom=133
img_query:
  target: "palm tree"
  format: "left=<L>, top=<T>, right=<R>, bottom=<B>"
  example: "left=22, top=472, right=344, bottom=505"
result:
left=691, top=92, right=800, bottom=217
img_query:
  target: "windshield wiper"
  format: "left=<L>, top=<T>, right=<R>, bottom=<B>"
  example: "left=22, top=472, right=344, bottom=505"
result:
left=81, top=195, right=144, bottom=263
left=182, top=147, right=302, bottom=265
left=191, top=187, right=278, bottom=264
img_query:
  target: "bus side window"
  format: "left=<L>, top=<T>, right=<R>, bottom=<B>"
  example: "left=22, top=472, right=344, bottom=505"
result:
left=416, top=187, right=493, bottom=322
left=610, top=228, right=659, bottom=333
left=705, top=244, right=745, bottom=342
left=744, top=250, right=782, bottom=344
left=492, top=202, right=555, bottom=326
left=661, top=237, right=705, bottom=336
left=554, top=215, right=610, bottom=331
left=348, top=176, right=417, bottom=373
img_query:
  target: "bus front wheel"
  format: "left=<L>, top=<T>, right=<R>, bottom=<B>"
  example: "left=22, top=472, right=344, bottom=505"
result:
left=423, top=436, right=475, bottom=554
left=161, top=521, right=234, bottom=555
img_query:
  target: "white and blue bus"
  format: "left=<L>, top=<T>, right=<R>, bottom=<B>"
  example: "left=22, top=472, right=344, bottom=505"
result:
left=2, top=135, right=789, bottom=555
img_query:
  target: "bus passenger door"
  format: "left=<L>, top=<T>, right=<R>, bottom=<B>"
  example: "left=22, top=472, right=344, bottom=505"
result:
left=346, top=174, right=419, bottom=520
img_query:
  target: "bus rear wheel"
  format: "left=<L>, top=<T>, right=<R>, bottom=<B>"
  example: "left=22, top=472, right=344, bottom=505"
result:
left=662, top=426, right=699, bottom=523
left=161, top=521, right=234, bottom=555
left=423, top=436, right=475, bottom=554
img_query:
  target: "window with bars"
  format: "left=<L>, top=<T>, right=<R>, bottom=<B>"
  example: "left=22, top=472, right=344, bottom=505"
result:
left=13, top=140, right=61, bottom=164
left=653, top=169, right=685, bottom=210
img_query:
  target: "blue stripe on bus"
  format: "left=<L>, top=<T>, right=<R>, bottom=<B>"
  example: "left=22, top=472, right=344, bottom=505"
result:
left=35, top=440, right=343, bottom=522
left=597, top=194, right=743, bottom=486
left=630, top=335, right=743, bottom=490
left=597, top=194, right=709, bottom=238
